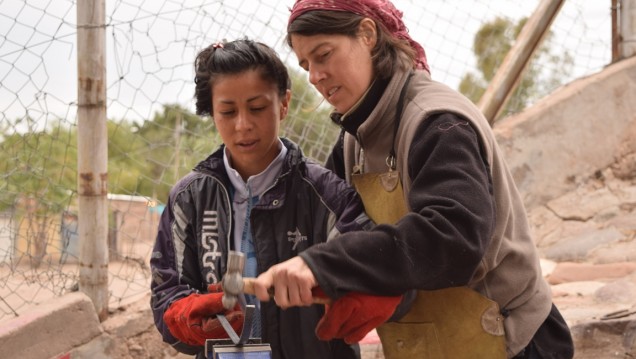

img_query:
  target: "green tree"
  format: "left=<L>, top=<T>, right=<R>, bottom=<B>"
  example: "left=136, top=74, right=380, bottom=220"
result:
left=0, top=72, right=339, bottom=220
left=459, top=17, right=574, bottom=121
left=0, top=120, right=77, bottom=213
left=0, top=119, right=77, bottom=267
left=0, top=106, right=216, bottom=212
left=125, top=104, right=217, bottom=203
left=107, top=119, right=146, bottom=196
left=281, top=68, right=338, bottom=163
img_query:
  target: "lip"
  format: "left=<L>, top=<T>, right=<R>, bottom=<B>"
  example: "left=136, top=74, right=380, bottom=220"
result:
left=236, top=139, right=258, bottom=150
left=325, top=86, right=340, bottom=102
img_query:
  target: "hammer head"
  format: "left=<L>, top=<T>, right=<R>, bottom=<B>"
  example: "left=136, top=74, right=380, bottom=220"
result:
left=222, top=250, right=245, bottom=310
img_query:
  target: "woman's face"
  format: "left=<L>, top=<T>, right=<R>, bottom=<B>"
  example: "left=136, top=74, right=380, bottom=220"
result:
left=291, top=30, right=375, bottom=114
left=212, top=69, right=290, bottom=179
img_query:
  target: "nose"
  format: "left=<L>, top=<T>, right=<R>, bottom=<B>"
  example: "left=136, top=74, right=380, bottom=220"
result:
left=235, top=110, right=253, bottom=131
left=308, top=64, right=324, bottom=86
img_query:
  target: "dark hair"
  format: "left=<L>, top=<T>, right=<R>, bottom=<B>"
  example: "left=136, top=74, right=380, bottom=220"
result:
left=286, top=11, right=415, bottom=79
left=194, top=39, right=291, bottom=116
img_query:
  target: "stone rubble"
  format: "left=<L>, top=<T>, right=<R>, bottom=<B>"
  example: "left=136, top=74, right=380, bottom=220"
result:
left=531, top=162, right=636, bottom=358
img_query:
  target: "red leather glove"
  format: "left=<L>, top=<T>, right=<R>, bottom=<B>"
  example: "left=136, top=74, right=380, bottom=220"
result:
left=314, top=289, right=402, bottom=344
left=163, top=283, right=244, bottom=346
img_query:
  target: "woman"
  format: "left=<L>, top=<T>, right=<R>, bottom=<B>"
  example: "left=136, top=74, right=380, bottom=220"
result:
left=150, top=38, right=378, bottom=359
left=253, top=1, right=574, bottom=358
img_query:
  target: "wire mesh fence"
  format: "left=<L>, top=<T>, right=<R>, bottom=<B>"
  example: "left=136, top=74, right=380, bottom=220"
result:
left=0, top=0, right=613, bottom=323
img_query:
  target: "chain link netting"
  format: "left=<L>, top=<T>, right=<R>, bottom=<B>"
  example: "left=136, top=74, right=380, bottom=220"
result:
left=0, top=0, right=612, bottom=323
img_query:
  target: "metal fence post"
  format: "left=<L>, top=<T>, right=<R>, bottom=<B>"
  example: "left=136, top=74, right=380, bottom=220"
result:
left=621, top=0, right=636, bottom=58
left=477, top=0, right=565, bottom=124
left=77, top=0, right=109, bottom=321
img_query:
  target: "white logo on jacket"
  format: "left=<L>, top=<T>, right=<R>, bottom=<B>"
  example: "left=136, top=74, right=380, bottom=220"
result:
left=201, top=210, right=222, bottom=282
left=287, top=227, right=307, bottom=250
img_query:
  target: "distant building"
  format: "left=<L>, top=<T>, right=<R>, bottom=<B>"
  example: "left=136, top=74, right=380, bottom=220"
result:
left=2, top=194, right=163, bottom=266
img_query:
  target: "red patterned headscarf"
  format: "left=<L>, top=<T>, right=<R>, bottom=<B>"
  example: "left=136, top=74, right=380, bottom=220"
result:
left=288, top=0, right=430, bottom=73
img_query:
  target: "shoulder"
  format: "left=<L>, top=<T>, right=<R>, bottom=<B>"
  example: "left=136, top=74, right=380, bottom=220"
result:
left=168, top=164, right=227, bottom=207
left=399, top=72, right=492, bottom=147
left=407, top=72, right=478, bottom=114
left=299, top=158, right=357, bottom=201
left=303, top=158, right=343, bottom=183
left=279, top=137, right=357, bottom=204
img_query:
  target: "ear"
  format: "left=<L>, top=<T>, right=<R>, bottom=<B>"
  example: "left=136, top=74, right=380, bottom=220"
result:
left=358, top=18, right=377, bottom=49
left=280, top=89, right=292, bottom=121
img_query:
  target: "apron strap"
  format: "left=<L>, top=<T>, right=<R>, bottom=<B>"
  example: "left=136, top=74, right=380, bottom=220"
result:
left=388, top=71, right=414, bottom=170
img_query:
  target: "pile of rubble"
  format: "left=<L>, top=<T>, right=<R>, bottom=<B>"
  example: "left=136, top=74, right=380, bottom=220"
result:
left=532, top=158, right=636, bottom=358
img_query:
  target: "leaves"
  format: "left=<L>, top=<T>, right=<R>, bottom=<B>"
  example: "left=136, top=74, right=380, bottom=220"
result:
left=0, top=69, right=333, bottom=212
left=459, top=16, right=573, bottom=122
left=281, top=68, right=338, bottom=163
left=0, top=120, right=76, bottom=214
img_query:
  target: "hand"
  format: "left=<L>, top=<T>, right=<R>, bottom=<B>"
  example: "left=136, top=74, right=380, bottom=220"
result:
left=316, top=292, right=403, bottom=344
left=163, top=283, right=244, bottom=346
left=253, top=256, right=317, bottom=309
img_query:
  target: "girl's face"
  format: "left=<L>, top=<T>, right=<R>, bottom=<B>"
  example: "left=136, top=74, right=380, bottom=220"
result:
left=212, top=69, right=290, bottom=179
left=291, top=23, right=375, bottom=114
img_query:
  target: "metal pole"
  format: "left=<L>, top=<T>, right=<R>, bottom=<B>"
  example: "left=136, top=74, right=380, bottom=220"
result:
left=477, top=0, right=565, bottom=124
left=174, top=112, right=182, bottom=183
left=612, top=0, right=620, bottom=62
left=77, top=0, right=109, bottom=321
left=621, top=0, right=636, bottom=58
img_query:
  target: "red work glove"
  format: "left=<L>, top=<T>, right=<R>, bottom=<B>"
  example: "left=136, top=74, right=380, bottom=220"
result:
left=314, top=289, right=402, bottom=344
left=163, top=283, right=244, bottom=346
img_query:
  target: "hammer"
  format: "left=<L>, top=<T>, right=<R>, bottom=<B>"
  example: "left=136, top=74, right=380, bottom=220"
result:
left=221, top=250, right=331, bottom=310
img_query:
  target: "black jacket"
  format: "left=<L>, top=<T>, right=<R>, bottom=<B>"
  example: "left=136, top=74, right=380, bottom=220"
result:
left=150, top=138, right=372, bottom=358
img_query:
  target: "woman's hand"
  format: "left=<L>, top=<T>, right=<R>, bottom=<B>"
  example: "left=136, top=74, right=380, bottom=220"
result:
left=253, top=256, right=318, bottom=309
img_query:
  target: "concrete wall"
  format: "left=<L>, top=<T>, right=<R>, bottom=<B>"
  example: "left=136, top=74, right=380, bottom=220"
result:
left=108, top=194, right=161, bottom=247
left=108, top=194, right=161, bottom=262
left=0, top=292, right=103, bottom=359
left=495, top=55, right=636, bottom=209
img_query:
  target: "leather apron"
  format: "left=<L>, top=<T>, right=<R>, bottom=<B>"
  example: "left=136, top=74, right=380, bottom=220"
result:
left=350, top=73, right=506, bottom=359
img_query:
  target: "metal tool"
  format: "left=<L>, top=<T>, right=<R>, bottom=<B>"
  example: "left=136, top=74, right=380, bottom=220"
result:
left=600, top=308, right=636, bottom=320
left=221, top=250, right=246, bottom=310
left=205, top=304, right=272, bottom=358
left=221, top=250, right=331, bottom=310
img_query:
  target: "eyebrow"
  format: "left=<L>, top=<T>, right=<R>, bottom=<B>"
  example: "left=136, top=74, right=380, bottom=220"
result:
left=217, top=95, right=266, bottom=104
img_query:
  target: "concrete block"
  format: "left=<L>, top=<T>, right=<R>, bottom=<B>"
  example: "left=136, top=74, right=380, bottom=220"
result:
left=102, top=307, right=154, bottom=338
left=66, top=334, right=114, bottom=359
left=0, top=292, right=103, bottom=359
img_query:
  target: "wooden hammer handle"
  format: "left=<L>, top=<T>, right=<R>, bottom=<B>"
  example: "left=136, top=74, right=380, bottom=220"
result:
left=242, top=277, right=332, bottom=305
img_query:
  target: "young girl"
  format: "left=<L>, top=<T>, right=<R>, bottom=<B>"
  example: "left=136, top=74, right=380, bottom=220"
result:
left=149, top=39, right=379, bottom=359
